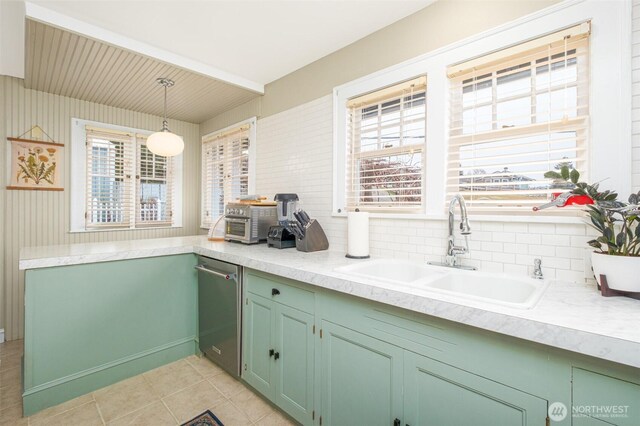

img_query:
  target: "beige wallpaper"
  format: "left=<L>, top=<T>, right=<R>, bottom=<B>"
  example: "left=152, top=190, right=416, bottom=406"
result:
left=0, top=76, right=201, bottom=340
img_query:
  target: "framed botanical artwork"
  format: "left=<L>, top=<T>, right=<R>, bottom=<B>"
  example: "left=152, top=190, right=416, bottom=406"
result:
left=7, top=137, right=64, bottom=191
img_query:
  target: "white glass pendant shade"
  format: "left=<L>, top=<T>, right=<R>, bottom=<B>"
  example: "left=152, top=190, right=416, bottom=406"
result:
left=148, top=77, right=184, bottom=157
left=147, top=129, right=184, bottom=157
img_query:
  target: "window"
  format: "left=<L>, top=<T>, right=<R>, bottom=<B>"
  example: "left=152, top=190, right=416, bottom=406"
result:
left=70, top=120, right=183, bottom=231
left=446, top=23, right=590, bottom=213
left=345, top=77, right=426, bottom=211
left=201, top=118, right=256, bottom=228
left=334, top=1, right=628, bottom=220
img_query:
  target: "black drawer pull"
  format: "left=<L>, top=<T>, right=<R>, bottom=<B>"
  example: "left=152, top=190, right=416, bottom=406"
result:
left=274, top=351, right=280, bottom=360
left=272, top=288, right=280, bottom=296
left=393, top=419, right=400, bottom=426
left=269, top=349, right=274, bottom=357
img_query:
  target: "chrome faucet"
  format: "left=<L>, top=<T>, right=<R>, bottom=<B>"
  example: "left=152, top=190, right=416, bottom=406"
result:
left=532, top=258, right=544, bottom=279
left=428, top=194, right=477, bottom=270
left=446, top=195, right=472, bottom=267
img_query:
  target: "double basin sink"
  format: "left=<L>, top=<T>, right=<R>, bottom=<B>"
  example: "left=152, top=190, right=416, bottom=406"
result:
left=334, top=259, right=550, bottom=309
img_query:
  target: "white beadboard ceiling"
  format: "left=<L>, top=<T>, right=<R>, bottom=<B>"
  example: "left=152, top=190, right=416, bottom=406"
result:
left=26, top=0, right=434, bottom=85
left=25, top=19, right=260, bottom=124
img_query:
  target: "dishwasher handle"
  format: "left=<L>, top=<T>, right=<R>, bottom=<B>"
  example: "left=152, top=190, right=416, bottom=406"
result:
left=195, top=265, right=237, bottom=281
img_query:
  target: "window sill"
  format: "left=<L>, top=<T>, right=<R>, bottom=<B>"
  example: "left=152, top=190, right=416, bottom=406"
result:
left=331, top=211, right=586, bottom=225
left=69, top=225, right=183, bottom=234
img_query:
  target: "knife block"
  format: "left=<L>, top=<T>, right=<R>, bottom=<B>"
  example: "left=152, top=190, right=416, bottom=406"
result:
left=296, top=219, right=329, bottom=252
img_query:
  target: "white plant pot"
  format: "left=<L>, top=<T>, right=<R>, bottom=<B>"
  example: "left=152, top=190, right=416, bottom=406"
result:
left=591, top=252, right=640, bottom=292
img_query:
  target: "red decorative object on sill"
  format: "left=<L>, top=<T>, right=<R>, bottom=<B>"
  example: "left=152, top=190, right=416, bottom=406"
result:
left=532, top=192, right=594, bottom=211
left=552, top=192, right=594, bottom=206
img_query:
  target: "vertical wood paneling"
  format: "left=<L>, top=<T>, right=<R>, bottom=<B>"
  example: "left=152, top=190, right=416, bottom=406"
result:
left=0, top=75, right=6, bottom=339
left=0, top=76, right=201, bottom=340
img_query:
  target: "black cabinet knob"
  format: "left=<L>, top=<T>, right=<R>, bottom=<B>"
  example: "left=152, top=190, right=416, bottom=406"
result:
left=393, top=419, right=400, bottom=426
left=274, top=351, right=280, bottom=360
left=269, top=349, right=274, bottom=357
left=272, top=288, right=280, bottom=296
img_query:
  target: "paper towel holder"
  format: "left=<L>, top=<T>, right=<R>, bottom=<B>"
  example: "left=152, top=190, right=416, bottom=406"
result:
left=346, top=208, right=370, bottom=259
left=346, top=253, right=370, bottom=259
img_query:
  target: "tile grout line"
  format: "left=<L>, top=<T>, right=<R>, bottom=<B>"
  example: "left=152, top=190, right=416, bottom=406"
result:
left=160, top=398, right=181, bottom=425
left=94, top=399, right=107, bottom=426
left=101, top=398, right=160, bottom=425
left=28, top=400, right=97, bottom=426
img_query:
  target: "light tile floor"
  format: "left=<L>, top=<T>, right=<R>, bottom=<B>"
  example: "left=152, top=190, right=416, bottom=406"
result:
left=0, top=340, right=297, bottom=426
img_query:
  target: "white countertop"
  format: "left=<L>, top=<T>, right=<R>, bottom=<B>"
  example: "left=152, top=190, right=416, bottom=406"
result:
left=20, top=235, right=640, bottom=369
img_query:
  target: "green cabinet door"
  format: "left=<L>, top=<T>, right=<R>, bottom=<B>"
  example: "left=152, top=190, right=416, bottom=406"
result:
left=244, top=293, right=275, bottom=398
left=274, top=303, right=315, bottom=425
left=572, top=367, right=640, bottom=426
left=321, top=321, right=403, bottom=426
left=403, top=351, right=548, bottom=426
left=243, top=288, right=315, bottom=425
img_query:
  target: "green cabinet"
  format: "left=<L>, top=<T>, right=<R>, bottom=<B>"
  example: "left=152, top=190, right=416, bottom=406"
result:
left=242, top=269, right=640, bottom=426
left=318, top=322, right=547, bottom=426
left=320, top=321, right=403, bottom=426
left=572, top=367, right=640, bottom=426
left=244, top=292, right=275, bottom=397
left=243, top=272, right=315, bottom=425
left=23, top=254, right=198, bottom=416
left=403, top=351, right=547, bottom=426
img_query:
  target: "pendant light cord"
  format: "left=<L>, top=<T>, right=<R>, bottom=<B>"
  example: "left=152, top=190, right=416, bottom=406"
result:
left=156, top=77, right=174, bottom=132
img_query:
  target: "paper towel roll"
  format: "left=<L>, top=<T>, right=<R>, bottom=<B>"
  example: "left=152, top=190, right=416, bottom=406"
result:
left=347, top=211, right=370, bottom=258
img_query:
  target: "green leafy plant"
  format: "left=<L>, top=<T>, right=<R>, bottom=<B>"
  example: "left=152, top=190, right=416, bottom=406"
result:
left=544, top=165, right=640, bottom=256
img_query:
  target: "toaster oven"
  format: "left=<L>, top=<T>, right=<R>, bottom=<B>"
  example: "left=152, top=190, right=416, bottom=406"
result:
left=224, top=203, right=277, bottom=244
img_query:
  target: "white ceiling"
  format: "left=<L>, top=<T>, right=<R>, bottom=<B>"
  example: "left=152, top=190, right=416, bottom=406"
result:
left=27, top=0, right=433, bottom=86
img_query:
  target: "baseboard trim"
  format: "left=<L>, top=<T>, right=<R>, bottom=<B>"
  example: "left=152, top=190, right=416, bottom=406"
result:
left=23, top=336, right=195, bottom=396
left=23, top=337, right=196, bottom=416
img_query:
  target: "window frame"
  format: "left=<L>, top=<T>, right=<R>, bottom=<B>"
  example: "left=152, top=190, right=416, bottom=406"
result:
left=200, top=117, right=257, bottom=229
left=70, top=118, right=184, bottom=233
left=333, top=0, right=631, bottom=222
left=346, top=79, right=427, bottom=212
left=446, top=31, right=590, bottom=213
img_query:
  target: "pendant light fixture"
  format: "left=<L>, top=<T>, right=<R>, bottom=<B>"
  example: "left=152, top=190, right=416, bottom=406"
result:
left=147, top=77, right=184, bottom=157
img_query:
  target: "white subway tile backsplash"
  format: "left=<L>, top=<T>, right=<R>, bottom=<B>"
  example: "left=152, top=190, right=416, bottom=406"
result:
left=492, top=252, right=516, bottom=264
left=555, top=246, right=585, bottom=259
left=516, top=233, right=542, bottom=245
left=540, top=234, right=571, bottom=246
left=251, top=6, right=639, bottom=284
left=254, top=94, right=599, bottom=283
left=492, top=232, right=516, bottom=243
left=481, top=241, right=504, bottom=252
left=503, top=223, right=528, bottom=233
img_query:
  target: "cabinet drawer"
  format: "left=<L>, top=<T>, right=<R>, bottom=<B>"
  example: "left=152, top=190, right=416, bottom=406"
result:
left=245, top=271, right=314, bottom=313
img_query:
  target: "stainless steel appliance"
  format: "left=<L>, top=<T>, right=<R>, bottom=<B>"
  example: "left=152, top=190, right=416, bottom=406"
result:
left=224, top=203, right=277, bottom=244
left=195, top=256, right=242, bottom=377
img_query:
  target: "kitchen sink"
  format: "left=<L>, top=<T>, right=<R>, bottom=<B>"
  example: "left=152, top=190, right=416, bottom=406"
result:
left=423, top=271, right=550, bottom=309
left=334, top=259, right=447, bottom=284
left=334, top=259, right=550, bottom=309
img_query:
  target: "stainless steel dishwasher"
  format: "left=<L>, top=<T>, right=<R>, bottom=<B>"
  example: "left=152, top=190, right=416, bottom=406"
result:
left=195, top=256, right=242, bottom=377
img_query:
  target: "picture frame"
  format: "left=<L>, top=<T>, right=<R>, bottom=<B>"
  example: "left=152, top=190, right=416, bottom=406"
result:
left=7, top=137, right=64, bottom=191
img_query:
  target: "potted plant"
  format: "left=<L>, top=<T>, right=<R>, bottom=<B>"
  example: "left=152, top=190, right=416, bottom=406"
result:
left=544, top=166, right=640, bottom=292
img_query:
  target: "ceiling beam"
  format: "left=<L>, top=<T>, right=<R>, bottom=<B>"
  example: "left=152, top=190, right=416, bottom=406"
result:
left=23, top=1, right=265, bottom=94
left=0, top=1, right=26, bottom=78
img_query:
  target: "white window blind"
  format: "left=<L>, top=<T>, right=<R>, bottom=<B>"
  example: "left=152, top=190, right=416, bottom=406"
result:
left=446, top=22, right=590, bottom=213
left=346, top=76, right=426, bottom=212
left=85, top=126, right=175, bottom=229
left=201, top=124, right=251, bottom=227
left=136, top=135, right=174, bottom=227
